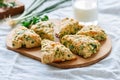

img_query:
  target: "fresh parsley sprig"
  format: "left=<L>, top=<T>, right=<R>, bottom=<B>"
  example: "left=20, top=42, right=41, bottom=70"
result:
left=21, top=15, right=49, bottom=28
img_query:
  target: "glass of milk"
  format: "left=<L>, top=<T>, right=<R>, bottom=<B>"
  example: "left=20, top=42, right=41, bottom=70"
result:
left=72, top=0, right=98, bottom=25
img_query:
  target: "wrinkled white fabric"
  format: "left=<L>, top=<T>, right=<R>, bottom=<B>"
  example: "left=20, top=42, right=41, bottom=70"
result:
left=0, top=0, right=120, bottom=80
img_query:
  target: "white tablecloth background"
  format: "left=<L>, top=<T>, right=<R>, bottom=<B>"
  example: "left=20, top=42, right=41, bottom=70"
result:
left=0, top=0, right=120, bottom=80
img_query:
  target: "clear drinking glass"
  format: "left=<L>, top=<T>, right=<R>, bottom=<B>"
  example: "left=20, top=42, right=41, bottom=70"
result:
left=72, top=0, right=98, bottom=25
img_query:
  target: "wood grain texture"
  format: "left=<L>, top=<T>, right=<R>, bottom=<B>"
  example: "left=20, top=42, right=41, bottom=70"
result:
left=6, top=20, right=112, bottom=69
left=0, top=0, right=24, bottom=19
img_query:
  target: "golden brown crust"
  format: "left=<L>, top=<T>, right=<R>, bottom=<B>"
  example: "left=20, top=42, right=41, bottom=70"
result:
left=59, top=18, right=83, bottom=38
left=76, top=25, right=107, bottom=41
left=31, top=21, right=54, bottom=40
left=40, top=39, right=76, bottom=64
left=61, top=35, right=101, bottom=58
left=12, top=27, right=41, bottom=49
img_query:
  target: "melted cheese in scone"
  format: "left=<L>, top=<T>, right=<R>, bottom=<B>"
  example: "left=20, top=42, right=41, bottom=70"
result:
left=61, top=35, right=101, bottom=58
left=59, top=18, right=83, bottom=38
left=76, top=25, right=107, bottom=41
left=12, top=27, right=41, bottom=48
left=40, top=39, right=76, bottom=64
left=31, top=21, right=54, bottom=40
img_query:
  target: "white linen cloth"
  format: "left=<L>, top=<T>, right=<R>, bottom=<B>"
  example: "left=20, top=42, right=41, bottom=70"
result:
left=0, top=0, right=120, bottom=80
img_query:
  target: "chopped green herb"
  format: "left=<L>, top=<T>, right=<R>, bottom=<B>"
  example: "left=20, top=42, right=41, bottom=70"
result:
left=74, top=28, right=79, bottom=32
left=67, top=54, right=70, bottom=57
left=100, top=36, right=105, bottom=40
left=56, top=48, right=59, bottom=52
left=31, top=41, right=34, bottom=44
left=63, top=42, right=67, bottom=46
left=40, top=15, right=49, bottom=21
left=80, top=45, right=84, bottom=50
left=25, top=37, right=31, bottom=41
left=55, top=48, right=60, bottom=57
left=32, top=16, right=40, bottom=24
left=22, top=44, right=26, bottom=47
left=69, top=45, right=74, bottom=50
left=90, top=28, right=92, bottom=30
left=12, top=43, right=15, bottom=46
left=90, top=43, right=97, bottom=49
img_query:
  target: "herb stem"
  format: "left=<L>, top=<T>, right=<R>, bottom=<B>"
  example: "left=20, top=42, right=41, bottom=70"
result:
left=19, top=0, right=46, bottom=18
left=8, top=0, right=71, bottom=27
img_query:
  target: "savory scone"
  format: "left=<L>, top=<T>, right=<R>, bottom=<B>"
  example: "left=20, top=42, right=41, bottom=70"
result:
left=61, top=35, right=101, bottom=58
left=40, top=39, right=76, bottom=64
left=12, top=27, right=41, bottom=48
left=76, top=25, right=107, bottom=41
left=31, top=21, right=54, bottom=40
left=58, top=18, right=83, bottom=38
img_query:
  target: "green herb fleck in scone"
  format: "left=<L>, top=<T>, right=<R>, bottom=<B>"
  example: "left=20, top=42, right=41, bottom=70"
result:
left=58, top=18, right=83, bottom=38
left=61, top=35, right=101, bottom=58
left=31, top=21, right=54, bottom=40
left=40, top=39, right=76, bottom=64
left=12, top=27, right=41, bottom=48
left=76, top=25, right=107, bottom=41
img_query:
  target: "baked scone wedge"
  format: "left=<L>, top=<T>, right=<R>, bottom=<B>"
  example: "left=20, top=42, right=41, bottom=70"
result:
left=31, top=21, right=54, bottom=40
left=76, top=25, right=107, bottom=41
left=12, top=27, right=41, bottom=48
left=58, top=18, right=83, bottom=38
left=40, top=39, right=76, bottom=64
left=61, top=35, right=101, bottom=58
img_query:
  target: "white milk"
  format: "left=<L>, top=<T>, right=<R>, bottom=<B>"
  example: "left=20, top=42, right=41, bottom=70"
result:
left=73, top=0, right=98, bottom=25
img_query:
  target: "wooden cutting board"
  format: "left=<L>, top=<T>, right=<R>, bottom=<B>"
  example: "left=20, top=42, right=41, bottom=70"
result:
left=0, top=0, right=24, bottom=19
left=6, top=20, right=112, bottom=69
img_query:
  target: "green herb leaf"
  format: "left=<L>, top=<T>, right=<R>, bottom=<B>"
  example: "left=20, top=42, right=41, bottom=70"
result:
left=80, top=45, right=84, bottom=50
left=90, top=43, right=97, bottom=49
left=21, top=15, right=49, bottom=28
left=40, top=15, right=49, bottom=21
left=69, top=45, right=74, bottom=50
left=63, top=42, right=67, bottom=46
left=22, top=20, right=31, bottom=28
left=32, top=16, right=40, bottom=24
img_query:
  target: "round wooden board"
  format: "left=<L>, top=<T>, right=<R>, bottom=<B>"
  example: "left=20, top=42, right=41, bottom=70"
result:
left=6, top=20, right=112, bottom=69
